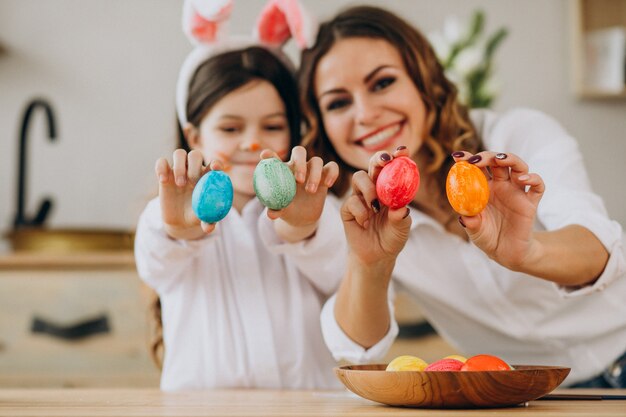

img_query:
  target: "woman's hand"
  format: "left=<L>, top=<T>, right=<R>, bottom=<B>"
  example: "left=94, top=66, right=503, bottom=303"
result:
left=342, top=148, right=413, bottom=266
left=263, top=146, right=339, bottom=243
left=155, top=149, right=223, bottom=240
left=452, top=151, right=545, bottom=270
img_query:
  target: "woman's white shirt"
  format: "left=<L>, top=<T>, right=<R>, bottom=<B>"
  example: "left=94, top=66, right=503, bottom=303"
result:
left=135, top=197, right=343, bottom=391
left=320, top=108, right=626, bottom=385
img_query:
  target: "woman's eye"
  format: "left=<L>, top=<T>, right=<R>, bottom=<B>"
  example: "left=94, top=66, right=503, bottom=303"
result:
left=373, top=77, right=395, bottom=92
left=219, top=126, right=240, bottom=133
left=326, top=98, right=351, bottom=111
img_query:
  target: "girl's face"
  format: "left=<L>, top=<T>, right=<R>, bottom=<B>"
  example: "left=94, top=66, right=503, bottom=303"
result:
left=192, top=79, right=290, bottom=197
left=314, top=37, right=427, bottom=170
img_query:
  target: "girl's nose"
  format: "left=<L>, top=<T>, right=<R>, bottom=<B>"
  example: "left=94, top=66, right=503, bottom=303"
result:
left=238, top=140, right=261, bottom=152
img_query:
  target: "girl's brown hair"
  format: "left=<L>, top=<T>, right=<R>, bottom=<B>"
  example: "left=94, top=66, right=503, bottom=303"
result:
left=151, top=45, right=301, bottom=368
left=298, top=6, right=483, bottom=198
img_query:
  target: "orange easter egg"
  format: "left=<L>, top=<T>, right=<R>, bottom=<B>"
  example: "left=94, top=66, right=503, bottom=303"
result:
left=446, top=161, right=489, bottom=216
left=460, top=354, right=512, bottom=371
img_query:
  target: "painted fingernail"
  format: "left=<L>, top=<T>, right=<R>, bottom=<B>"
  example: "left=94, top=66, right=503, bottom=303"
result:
left=458, top=216, right=466, bottom=228
left=467, top=155, right=482, bottom=164
left=495, top=153, right=507, bottom=160
left=380, top=153, right=391, bottom=162
left=403, top=207, right=411, bottom=219
left=371, top=199, right=381, bottom=213
left=396, top=145, right=407, bottom=151
left=451, top=151, right=465, bottom=158
left=518, top=174, right=530, bottom=181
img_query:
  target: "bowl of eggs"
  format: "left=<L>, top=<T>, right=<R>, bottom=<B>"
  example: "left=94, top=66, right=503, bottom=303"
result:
left=334, top=354, right=570, bottom=409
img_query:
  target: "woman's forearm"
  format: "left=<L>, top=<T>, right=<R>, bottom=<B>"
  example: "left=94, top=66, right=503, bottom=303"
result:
left=334, top=255, right=395, bottom=348
left=517, top=225, right=609, bottom=286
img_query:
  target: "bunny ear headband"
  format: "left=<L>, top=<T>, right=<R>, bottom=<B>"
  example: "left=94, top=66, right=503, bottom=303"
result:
left=176, top=0, right=317, bottom=127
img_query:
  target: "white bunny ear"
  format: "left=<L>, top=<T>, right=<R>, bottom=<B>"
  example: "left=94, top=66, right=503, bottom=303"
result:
left=182, top=0, right=233, bottom=45
left=255, top=0, right=317, bottom=49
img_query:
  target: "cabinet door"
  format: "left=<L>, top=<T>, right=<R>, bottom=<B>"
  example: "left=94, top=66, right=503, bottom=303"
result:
left=0, top=269, right=160, bottom=387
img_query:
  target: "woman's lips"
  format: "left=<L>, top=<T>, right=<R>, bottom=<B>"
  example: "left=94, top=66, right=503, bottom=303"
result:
left=356, top=122, right=404, bottom=151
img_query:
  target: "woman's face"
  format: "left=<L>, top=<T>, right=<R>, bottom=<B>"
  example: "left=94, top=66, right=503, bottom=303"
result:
left=314, top=37, right=427, bottom=170
left=193, top=79, right=290, bottom=197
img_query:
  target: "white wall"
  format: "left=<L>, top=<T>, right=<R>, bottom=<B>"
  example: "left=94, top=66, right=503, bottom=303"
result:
left=1, top=0, right=625, bottom=248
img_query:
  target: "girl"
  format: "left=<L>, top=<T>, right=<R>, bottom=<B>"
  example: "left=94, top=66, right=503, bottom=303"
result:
left=300, top=6, right=626, bottom=388
left=135, top=0, right=342, bottom=390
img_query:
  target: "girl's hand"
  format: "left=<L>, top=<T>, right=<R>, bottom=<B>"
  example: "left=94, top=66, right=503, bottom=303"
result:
left=452, top=151, right=545, bottom=270
left=342, top=148, right=412, bottom=265
left=155, top=149, right=223, bottom=240
left=263, top=146, right=339, bottom=242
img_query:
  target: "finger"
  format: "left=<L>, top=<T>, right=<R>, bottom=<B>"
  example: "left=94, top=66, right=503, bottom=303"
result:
left=464, top=152, right=493, bottom=181
left=187, top=150, right=205, bottom=184
left=321, top=161, right=339, bottom=188
left=451, top=150, right=468, bottom=161
left=387, top=206, right=412, bottom=225
left=352, top=170, right=380, bottom=214
left=155, top=158, right=172, bottom=184
left=289, top=146, right=307, bottom=183
left=172, top=149, right=188, bottom=187
left=368, top=151, right=393, bottom=182
left=266, top=208, right=283, bottom=220
left=458, top=212, right=483, bottom=236
left=392, top=145, right=410, bottom=158
left=207, top=159, right=224, bottom=172
left=305, top=156, right=323, bottom=193
left=260, top=148, right=279, bottom=160
left=518, top=172, right=545, bottom=206
left=200, top=222, right=216, bottom=234
left=341, top=194, right=371, bottom=228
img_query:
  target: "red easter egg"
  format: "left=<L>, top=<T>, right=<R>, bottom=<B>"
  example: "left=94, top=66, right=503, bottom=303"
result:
left=460, top=354, right=512, bottom=371
left=446, top=161, right=490, bottom=216
left=424, top=358, right=464, bottom=372
left=376, top=157, right=420, bottom=209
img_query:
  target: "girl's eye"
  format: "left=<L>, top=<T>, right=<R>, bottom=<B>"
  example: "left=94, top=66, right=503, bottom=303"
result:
left=219, top=126, right=240, bottom=133
left=372, top=77, right=395, bottom=92
left=264, top=124, right=287, bottom=131
left=326, top=98, right=351, bottom=111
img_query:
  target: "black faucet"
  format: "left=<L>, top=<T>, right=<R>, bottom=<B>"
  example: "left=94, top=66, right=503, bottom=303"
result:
left=13, top=99, right=57, bottom=228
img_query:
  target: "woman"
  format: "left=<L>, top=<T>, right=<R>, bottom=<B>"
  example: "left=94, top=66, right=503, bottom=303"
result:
left=300, top=5, right=626, bottom=387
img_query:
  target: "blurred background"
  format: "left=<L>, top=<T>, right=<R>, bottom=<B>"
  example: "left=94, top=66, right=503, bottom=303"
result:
left=0, top=0, right=624, bottom=387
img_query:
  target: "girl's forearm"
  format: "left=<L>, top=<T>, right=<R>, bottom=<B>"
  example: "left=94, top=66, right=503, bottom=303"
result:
left=516, top=225, right=609, bottom=286
left=334, top=256, right=395, bottom=348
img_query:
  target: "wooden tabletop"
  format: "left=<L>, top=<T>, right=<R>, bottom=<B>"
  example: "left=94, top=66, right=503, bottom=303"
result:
left=1, top=388, right=625, bottom=416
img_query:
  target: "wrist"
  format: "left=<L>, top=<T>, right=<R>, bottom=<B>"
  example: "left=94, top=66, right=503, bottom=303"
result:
left=164, top=223, right=205, bottom=241
left=274, top=217, right=318, bottom=243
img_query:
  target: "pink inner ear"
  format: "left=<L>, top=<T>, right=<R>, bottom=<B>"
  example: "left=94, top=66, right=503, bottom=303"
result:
left=258, top=3, right=291, bottom=45
left=191, top=11, right=220, bottom=42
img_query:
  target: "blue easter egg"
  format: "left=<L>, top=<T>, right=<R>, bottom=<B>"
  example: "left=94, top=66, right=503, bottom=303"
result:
left=191, top=170, right=233, bottom=223
left=253, top=158, right=296, bottom=210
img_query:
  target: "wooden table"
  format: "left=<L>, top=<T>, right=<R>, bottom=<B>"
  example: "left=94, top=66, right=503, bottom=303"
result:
left=0, top=388, right=625, bottom=416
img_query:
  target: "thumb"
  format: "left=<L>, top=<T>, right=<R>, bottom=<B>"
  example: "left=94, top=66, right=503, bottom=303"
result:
left=459, top=213, right=483, bottom=238
left=388, top=206, right=412, bottom=229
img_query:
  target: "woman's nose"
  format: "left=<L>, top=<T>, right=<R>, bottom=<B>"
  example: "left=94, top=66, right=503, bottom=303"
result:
left=354, top=96, right=381, bottom=125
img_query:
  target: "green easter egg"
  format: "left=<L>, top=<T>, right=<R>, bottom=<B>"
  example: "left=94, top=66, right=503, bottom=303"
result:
left=253, top=158, right=296, bottom=210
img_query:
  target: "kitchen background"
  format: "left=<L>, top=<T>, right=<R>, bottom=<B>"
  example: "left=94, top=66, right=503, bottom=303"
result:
left=1, top=0, right=625, bottom=246
left=0, top=0, right=625, bottom=388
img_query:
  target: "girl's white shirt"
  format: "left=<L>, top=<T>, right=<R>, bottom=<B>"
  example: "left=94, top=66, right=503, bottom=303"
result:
left=317, top=108, right=626, bottom=386
left=135, top=196, right=344, bottom=391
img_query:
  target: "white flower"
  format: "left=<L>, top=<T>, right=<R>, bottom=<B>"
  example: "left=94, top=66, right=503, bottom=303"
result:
left=451, top=44, right=484, bottom=76
left=427, top=32, right=452, bottom=62
left=445, top=69, right=469, bottom=105
left=442, top=16, right=464, bottom=44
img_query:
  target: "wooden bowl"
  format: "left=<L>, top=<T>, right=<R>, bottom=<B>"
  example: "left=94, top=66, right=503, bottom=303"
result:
left=334, top=364, right=570, bottom=409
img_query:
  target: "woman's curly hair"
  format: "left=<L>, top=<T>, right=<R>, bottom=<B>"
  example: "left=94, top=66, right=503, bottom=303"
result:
left=298, top=6, right=483, bottom=198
